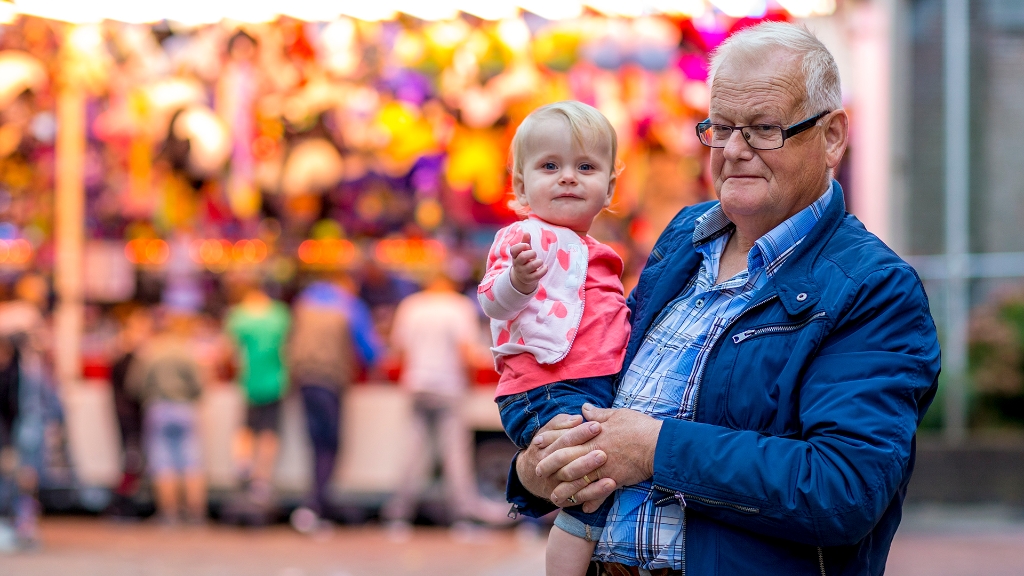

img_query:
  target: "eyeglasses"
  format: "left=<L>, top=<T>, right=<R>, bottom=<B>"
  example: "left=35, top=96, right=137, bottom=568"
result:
left=695, top=111, right=832, bottom=151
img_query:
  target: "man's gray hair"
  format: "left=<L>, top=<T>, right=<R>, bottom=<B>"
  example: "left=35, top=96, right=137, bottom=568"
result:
left=708, top=22, right=842, bottom=116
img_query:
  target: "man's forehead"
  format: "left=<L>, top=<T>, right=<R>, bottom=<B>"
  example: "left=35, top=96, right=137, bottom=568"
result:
left=709, top=52, right=806, bottom=119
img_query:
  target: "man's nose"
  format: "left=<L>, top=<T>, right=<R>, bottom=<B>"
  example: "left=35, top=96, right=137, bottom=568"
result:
left=723, top=128, right=754, bottom=160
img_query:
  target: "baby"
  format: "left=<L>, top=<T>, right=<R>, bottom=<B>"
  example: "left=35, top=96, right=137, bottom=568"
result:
left=478, top=101, right=631, bottom=576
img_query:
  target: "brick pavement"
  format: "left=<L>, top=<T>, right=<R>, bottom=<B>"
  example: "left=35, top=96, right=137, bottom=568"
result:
left=0, top=518, right=546, bottom=576
left=2, top=507, right=1024, bottom=576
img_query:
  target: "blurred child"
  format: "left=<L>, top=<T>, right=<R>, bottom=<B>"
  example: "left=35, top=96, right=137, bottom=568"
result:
left=478, top=101, right=630, bottom=576
left=107, top=305, right=153, bottom=515
left=224, top=279, right=290, bottom=507
left=127, top=311, right=206, bottom=524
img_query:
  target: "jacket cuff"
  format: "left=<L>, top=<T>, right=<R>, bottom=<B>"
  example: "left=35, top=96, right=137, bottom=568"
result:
left=506, top=452, right=558, bottom=518
left=492, top=269, right=535, bottom=316
left=652, top=417, right=688, bottom=489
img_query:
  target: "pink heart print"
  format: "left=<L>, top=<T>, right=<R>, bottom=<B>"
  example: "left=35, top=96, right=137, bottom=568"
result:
left=549, top=301, right=568, bottom=318
left=557, top=249, right=570, bottom=270
left=497, top=329, right=510, bottom=346
left=541, top=230, right=558, bottom=251
left=535, top=285, right=547, bottom=300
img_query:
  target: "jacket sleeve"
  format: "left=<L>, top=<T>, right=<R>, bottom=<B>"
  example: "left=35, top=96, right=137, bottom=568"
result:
left=478, top=223, right=536, bottom=321
left=651, top=265, right=941, bottom=547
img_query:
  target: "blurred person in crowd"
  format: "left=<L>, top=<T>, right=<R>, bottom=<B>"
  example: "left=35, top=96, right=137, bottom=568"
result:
left=106, top=305, right=153, bottom=517
left=0, top=274, right=53, bottom=549
left=225, top=278, right=290, bottom=508
left=288, top=271, right=381, bottom=533
left=358, top=260, right=418, bottom=311
left=127, top=310, right=206, bottom=525
left=381, top=271, right=483, bottom=538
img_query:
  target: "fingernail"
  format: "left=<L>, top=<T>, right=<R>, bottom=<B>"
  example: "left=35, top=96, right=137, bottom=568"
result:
left=596, top=452, right=607, bottom=464
left=582, top=403, right=594, bottom=411
left=535, top=467, right=543, bottom=477
left=534, top=434, right=543, bottom=445
left=589, top=422, right=600, bottom=433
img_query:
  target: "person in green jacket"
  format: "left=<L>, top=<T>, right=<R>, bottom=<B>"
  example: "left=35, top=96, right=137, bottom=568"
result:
left=225, top=280, right=290, bottom=505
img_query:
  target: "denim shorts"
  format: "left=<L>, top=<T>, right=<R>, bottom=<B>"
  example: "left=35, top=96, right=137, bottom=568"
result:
left=145, top=401, right=202, bottom=475
left=497, top=375, right=616, bottom=537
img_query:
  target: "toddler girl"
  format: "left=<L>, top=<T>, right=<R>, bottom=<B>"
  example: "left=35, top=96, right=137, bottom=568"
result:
left=479, top=101, right=631, bottom=576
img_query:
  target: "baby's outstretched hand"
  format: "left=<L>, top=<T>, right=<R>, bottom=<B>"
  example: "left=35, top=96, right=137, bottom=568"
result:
left=510, top=231, right=547, bottom=294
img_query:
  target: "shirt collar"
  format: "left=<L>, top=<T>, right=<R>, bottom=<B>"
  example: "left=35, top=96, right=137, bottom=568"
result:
left=692, top=183, right=834, bottom=277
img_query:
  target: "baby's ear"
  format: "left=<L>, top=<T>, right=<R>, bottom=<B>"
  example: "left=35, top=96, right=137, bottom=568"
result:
left=512, top=174, right=527, bottom=204
left=604, top=173, right=617, bottom=206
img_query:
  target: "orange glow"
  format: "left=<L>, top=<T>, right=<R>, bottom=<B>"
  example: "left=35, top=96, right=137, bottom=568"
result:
left=145, top=239, right=169, bottom=264
left=374, top=238, right=446, bottom=268
left=298, top=239, right=356, bottom=266
left=189, top=238, right=267, bottom=268
left=0, top=239, right=32, bottom=265
left=125, top=238, right=170, bottom=265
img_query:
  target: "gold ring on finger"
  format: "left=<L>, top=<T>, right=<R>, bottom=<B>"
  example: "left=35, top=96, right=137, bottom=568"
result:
left=567, top=494, right=578, bottom=505
left=583, top=474, right=592, bottom=485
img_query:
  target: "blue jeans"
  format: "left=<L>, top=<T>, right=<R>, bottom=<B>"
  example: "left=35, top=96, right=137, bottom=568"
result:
left=497, top=376, right=615, bottom=538
left=299, top=384, right=341, bottom=515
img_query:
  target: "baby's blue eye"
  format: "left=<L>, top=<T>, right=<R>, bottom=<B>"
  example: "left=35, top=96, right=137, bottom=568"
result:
left=543, top=162, right=557, bottom=170
left=579, top=163, right=595, bottom=171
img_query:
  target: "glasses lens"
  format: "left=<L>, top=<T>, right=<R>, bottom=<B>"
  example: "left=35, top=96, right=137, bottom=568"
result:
left=742, top=126, right=784, bottom=150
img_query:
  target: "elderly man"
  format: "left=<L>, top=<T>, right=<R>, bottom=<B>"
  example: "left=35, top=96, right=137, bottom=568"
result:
left=507, top=22, right=940, bottom=576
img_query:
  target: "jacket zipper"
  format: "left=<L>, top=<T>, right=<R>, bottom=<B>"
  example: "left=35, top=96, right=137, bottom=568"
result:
left=731, top=311, right=828, bottom=344
left=683, top=494, right=759, bottom=514
left=676, top=492, right=687, bottom=576
left=817, top=546, right=827, bottom=576
left=675, top=294, right=778, bottom=575
left=689, top=294, right=778, bottom=421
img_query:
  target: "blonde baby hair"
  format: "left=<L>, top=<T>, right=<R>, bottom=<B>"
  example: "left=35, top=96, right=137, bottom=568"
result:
left=508, top=101, right=621, bottom=215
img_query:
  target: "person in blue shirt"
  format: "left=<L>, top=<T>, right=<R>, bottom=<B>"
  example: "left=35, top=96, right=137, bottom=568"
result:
left=287, top=271, right=381, bottom=532
left=507, top=22, right=940, bottom=576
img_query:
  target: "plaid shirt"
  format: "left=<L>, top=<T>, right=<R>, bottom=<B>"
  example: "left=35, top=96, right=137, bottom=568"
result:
left=594, top=186, right=832, bottom=570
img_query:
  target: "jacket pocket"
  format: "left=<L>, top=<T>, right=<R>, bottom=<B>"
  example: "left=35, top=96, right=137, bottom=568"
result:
left=722, top=312, right=829, bottom=434
left=731, top=311, right=827, bottom=344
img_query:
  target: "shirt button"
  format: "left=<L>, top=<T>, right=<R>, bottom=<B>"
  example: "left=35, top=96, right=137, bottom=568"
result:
left=695, top=299, right=705, bottom=308
left=796, top=292, right=808, bottom=302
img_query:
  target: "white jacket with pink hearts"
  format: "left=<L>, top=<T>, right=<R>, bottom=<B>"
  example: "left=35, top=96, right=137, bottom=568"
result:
left=478, top=216, right=588, bottom=370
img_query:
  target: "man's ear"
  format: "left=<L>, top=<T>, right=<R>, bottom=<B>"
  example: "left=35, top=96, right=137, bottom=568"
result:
left=824, top=109, right=850, bottom=170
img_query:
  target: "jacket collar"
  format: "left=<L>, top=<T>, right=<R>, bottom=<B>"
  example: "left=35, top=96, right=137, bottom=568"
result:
left=770, top=179, right=846, bottom=315
left=680, top=180, right=846, bottom=316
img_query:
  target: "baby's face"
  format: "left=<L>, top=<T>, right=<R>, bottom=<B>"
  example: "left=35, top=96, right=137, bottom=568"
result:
left=514, top=118, right=616, bottom=234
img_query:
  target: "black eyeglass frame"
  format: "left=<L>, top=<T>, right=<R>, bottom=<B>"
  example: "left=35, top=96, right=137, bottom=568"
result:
left=695, top=110, right=832, bottom=150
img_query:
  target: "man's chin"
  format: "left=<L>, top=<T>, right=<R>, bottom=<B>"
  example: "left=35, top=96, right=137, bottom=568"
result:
left=719, top=184, right=769, bottom=214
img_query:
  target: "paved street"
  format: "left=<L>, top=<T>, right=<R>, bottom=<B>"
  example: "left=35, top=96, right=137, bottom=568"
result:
left=2, top=506, right=1024, bottom=575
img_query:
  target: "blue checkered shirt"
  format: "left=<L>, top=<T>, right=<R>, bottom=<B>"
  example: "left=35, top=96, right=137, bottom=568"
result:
left=593, top=186, right=833, bottom=569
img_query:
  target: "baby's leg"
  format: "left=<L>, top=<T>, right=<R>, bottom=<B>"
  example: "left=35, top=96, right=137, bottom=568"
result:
left=546, top=525, right=596, bottom=576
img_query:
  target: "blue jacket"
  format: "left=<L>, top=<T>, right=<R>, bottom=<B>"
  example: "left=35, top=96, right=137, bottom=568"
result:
left=509, top=181, right=940, bottom=575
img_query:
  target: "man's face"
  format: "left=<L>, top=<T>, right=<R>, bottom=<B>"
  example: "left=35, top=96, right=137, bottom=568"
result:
left=709, top=52, right=834, bottom=231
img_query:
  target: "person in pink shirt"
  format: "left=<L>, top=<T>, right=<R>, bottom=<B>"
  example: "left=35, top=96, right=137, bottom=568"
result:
left=479, top=101, right=630, bottom=576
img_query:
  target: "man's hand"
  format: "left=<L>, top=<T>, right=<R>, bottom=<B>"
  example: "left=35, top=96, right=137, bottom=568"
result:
left=538, top=404, right=663, bottom=512
left=515, top=413, right=607, bottom=506
left=509, top=232, right=546, bottom=294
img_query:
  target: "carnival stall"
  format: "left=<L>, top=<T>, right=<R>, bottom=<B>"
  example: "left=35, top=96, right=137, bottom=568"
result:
left=0, top=0, right=843, bottom=498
